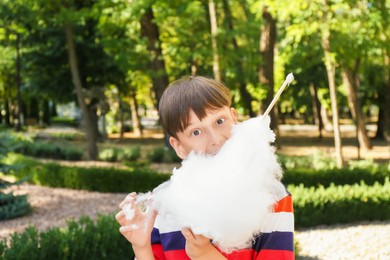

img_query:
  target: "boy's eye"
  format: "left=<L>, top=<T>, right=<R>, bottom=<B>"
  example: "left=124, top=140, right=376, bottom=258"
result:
left=216, top=118, right=225, bottom=125
left=191, top=129, right=202, bottom=136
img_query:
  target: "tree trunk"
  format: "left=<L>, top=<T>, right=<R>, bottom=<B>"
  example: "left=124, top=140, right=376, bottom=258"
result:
left=322, top=29, right=343, bottom=168
left=222, top=0, right=255, bottom=117
left=64, top=23, right=98, bottom=160
left=208, top=0, right=221, bottom=81
left=129, top=89, right=142, bottom=137
left=381, top=46, right=390, bottom=141
left=309, top=82, right=323, bottom=139
left=15, top=33, right=23, bottom=131
left=42, top=99, right=51, bottom=126
left=341, top=63, right=372, bottom=150
left=118, top=97, right=125, bottom=139
left=259, top=6, right=278, bottom=131
left=4, top=97, right=11, bottom=126
left=140, top=7, right=169, bottom=109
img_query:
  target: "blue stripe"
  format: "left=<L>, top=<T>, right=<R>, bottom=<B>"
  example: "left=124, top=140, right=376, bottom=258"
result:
left=252, top=231, right=294, bottom=252
left=151, top=228, right=162, bottom=244
left=160, top=231, right=186, bottom=251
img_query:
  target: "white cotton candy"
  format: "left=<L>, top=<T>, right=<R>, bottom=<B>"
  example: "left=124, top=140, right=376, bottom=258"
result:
left=137, top=115, right=285, bottom=252
left=123, top=203, right=135, bottom=220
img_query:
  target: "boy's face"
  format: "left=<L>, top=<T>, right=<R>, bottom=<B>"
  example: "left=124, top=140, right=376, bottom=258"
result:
left=169, top=106, right=238, bottom=159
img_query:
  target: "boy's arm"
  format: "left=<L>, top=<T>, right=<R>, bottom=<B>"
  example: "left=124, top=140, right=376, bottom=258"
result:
left=181, top=228, right=227, bottom=260
left=115, top=193, right=157, bottom=260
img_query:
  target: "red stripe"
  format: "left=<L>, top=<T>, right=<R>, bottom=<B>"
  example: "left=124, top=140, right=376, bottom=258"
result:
left=164, top=249, right=191, bottom=260
left=151, top=244, right=167, bottom=260
left=257, top=249, right=295, bottom=259
left=274, top=195, right=294, bottom=213
left=216, top=247, right=257, bottom=259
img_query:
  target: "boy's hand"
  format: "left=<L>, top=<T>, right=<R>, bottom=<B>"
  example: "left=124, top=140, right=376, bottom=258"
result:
left=115, top=193, right=157, bottom=253
left=181, top=227, right=227, bottom=260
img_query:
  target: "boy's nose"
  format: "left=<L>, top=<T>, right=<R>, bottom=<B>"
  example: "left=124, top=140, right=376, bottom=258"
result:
left=209, top=131, right=224, bottom=146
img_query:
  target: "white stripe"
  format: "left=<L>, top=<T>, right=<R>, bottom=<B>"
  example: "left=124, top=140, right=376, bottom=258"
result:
left=261, top=212, right=294, bottom=233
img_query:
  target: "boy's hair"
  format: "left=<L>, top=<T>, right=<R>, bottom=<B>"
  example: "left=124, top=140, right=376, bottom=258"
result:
left=159, top=76, right=232, bottom=138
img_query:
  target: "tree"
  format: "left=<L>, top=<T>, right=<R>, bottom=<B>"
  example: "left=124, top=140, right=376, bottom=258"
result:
left=259, top=6, right=277, bottom=128
left=208, top=0, right=221, bottom=81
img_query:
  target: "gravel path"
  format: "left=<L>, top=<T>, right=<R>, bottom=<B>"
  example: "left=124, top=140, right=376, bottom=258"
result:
left=295, top=222, right=390, bottom=259
left=1, top=184, right=389, bottom=259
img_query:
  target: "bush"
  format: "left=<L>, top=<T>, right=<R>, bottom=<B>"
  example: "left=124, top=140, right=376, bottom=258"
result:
left=0, top=214, right=133, bottom=259
left=147, top=147, right=166, bottom=163
left=15, top=141, right=83, bottom=161
left=282, top=166, right=389, bottom=187
left=147, top=147, right=181, bottom=163
left=119, top=147, right=141, bottom=162
left=99, top=147, right=141, bottom=162
left=291, top=179, right=390, bottom=227
left=0, top=192, right=31, bottom=220
left=0, top=134, right=32, bottom=220
left=8, top=155, right=170, bottom=193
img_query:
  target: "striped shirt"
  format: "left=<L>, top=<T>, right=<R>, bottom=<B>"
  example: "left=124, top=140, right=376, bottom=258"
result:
left=150, top=192, right=294, bottom=259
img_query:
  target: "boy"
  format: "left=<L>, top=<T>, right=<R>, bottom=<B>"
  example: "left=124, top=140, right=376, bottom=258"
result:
left=115, top=76, right=294, bottom=260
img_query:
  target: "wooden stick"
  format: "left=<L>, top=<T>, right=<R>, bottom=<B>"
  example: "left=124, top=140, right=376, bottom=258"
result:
left=262, top=73, right=294, bottom=119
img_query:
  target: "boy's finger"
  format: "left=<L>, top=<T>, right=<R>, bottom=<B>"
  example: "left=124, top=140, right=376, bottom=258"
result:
left=115, top=210, right=125, bottom=223
left=181, top=227, right=195, bottom=242
left=119, top=224, right=139, bottom=233
left=119, top=195, right=136, bottom=209
left=146, top=210, right=158, bottom=231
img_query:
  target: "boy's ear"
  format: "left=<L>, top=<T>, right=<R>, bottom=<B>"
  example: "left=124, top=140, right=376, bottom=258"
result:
left=230, top=107, right=238, bottom=123
left=169, top=136, right=186, bottom=159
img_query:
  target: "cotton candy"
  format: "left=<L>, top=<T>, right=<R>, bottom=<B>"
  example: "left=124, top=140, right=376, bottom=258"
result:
left=137, top=115, right=285, bottom=252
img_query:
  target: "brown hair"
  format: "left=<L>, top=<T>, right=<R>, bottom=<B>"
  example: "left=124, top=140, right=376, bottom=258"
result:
left=159, top=76, right=232, bottom=138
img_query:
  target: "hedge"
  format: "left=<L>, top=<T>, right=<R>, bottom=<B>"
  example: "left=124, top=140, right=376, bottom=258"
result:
left=290, top=179, right=390, bottom=227
left=0, top=215, right=133, bottom=259
left=282, top=166, right=389, bottom=187
left=9, top=155, right=169, bottom=193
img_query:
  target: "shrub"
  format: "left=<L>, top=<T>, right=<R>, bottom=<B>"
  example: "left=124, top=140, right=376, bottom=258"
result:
left=147, top=147, right=181, bottom=163
left=0, top=192, right=31, bottom=220
left=147, top=147, right=166, bottom=163
left=0, top=214, right=133, bottom=259
left=99, top=148, right=119, bottom=162
left=99, top=146, right=142, bottom=162
left=119, top=146, right=141, bottom=162
left=282, top=166, right=389, bottom=187
left=0, top=134, right=31, bottom=220
left=15, top=141, right=83, bottom=161
left=291, top=179, right=390, bottom=227
left=8, top=155, right=170, bottom=193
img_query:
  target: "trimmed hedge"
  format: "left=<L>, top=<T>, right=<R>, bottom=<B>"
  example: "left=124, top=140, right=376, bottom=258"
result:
left=10, top=156, right=169, bottom=193
left=0, top=215, right=133, bottom=259
left=282, top=166, right=389, bottom=187
left=15, top=142, right=83, bottom=161
left=291, top=179, right=390, bottom=227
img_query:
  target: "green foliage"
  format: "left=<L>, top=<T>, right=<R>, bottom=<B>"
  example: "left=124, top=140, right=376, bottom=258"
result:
left=15, top=141, right=83, bottom=161
left=51, top=117, right=80, bottom=128
left=282, top=165, right=389, bottom=187
left=0, top=214, right=134, bottom=259
left=147, top=147, right=166, bottom=163
left=278, top=152, right=338, bottom=170
left=291, top=179, right=390, bottom=227
left=8, top=155, right=169, bottom=193
left=0, top=133, right=32, bottom=220
left=147, top=146, right=181, bottom=163
left=99, top=146, right=141, bottom=162
left=0, top=192, right=31, bottom=220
